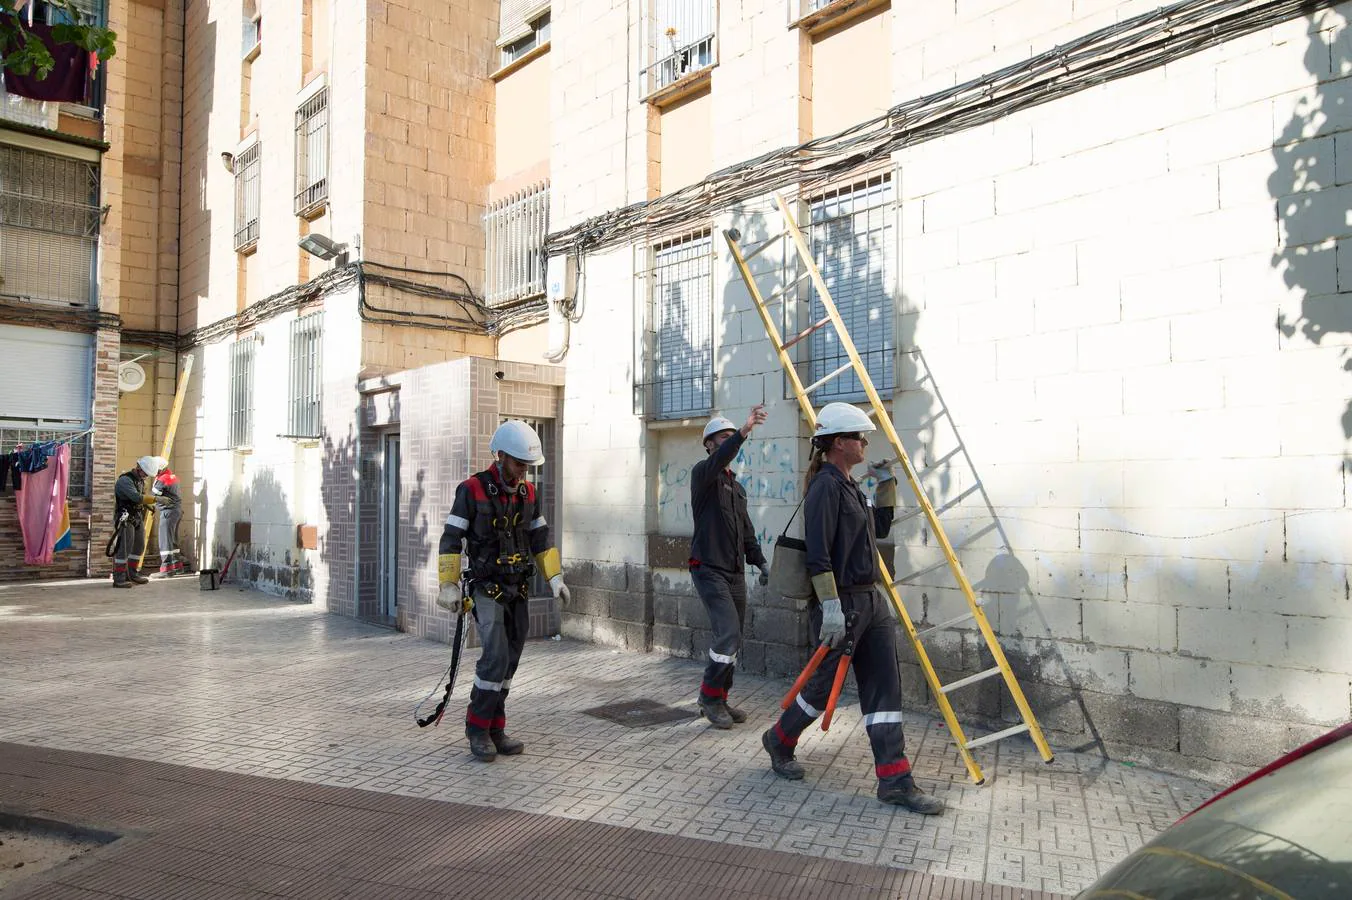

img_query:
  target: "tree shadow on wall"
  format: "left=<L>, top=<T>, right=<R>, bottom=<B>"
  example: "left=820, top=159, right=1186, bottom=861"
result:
left=1271, top=12, right=1352, bottom=460
left=717, top=190, right=1107, bottom=760
left=210, top=466, right=308, bottom=599
left=320, top=419, right=359, bottom=617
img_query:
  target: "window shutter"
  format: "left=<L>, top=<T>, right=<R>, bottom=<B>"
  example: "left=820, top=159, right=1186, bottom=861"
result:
left=0, top=324, right=93, bottom=424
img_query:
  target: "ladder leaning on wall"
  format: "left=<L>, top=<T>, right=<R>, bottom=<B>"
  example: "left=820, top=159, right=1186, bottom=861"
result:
left=723, top=194, right=1054, bottom=785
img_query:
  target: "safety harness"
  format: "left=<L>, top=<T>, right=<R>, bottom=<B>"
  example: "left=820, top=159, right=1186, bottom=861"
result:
left=467, top=471, right=536, bottom=602
left=415, top=470, right=536, bottom=728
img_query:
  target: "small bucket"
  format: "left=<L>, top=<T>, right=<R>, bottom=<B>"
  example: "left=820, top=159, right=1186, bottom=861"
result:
left=199, top=569, right=220, bottom=591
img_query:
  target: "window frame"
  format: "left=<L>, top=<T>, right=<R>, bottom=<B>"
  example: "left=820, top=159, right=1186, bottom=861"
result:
left=286, top=311, right=323, bottom=440
left=294, top=84, right=329, bottom=217
left=791, top=171, right=898, bottom=405
left=634, top=228, right=716, bottom=421
left=228, top=336, right=256, bottom=450
left=483, top=181, right=550, bottom=308
left=233, top=139, right=261, bottom=253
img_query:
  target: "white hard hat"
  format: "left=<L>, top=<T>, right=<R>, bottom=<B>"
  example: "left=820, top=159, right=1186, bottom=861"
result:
left=137, top=455, right=167, bottom=476
left=813, top=402, right=875, bottom=439
left=490, top=420, right=545, bottom=465
left=702, top=416, right=737, bottom=443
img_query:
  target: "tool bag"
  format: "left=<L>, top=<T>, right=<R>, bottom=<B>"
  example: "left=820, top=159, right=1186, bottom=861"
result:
left=768, top=496, right=812, bottom=602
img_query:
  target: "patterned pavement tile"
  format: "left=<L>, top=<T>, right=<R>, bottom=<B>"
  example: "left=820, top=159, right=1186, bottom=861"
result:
left=0, top=578, right=1229, bottom=896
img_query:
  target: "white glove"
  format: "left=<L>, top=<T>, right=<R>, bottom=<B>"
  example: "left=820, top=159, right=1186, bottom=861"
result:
left=867, top=460, right=896, bottom=483
left=757, top=563, right=770, bottom=586
left=436, top=582, right=462, bottom=612
left=549, top=574, right=570, bottom=603
left=819, top=598, right=846, bottom=648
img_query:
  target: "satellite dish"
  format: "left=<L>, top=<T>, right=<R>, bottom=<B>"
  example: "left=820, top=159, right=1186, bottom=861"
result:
left=118, top=360, right=146, bottom=393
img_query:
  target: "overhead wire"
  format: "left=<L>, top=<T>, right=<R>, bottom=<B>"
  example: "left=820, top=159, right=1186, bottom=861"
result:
left=545, top=0, right=1337, bottom=257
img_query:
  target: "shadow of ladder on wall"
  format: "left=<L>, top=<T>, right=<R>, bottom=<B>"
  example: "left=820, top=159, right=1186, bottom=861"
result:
left=724, top=194, right=1054, bottom=785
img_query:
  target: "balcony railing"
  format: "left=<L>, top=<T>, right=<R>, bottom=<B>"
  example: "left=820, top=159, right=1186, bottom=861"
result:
left=642, top=0, right=716, bottom=98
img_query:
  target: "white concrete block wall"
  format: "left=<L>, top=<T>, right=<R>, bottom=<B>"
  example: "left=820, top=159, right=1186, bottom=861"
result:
left=548, top=0, right=1352, bottom=771
left=887, top=6, right=1352, bottom=752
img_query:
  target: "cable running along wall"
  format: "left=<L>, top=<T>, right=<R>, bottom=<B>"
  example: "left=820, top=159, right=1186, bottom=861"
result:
left=545, top=0, right=1337, bottom=257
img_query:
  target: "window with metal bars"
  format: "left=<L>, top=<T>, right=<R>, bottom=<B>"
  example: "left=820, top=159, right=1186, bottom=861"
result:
left=0, top=428, right=90, bottom=498
left=294, top=87, right=328, bottom=216
left=287, top=312, right=323, bottom=438
left=642, top=0, right=717, bottom=97
left=233, top=141, right=261, bottom=251
left=801, top=174, right=895, bottom=403
left=483, top=182, right=548, bottom=308
left=229, top=337, right=255, bottom=449
left=0, top=145, right=100, bottom=307
left=640, top=231, right=713, bottom=420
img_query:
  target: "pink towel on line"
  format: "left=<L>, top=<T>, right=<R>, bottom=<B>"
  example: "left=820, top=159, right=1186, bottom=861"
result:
left=15, top=443, right=71, bottom=566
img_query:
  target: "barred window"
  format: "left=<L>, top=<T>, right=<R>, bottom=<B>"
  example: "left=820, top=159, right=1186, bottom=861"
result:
left=483, top=182, right=548, bottom=307
left=803, top=174, right=895, bottom=402
left=287, top=312, right=322, bottom=439
left=639, top=231, right=713, bottom=420
left=233, top=141, right=260, bottom=252
left=500, top=11, right=551, bottom=67
left=229, top=337, right=255, bottom=449
left=643, top=0, right=716, bottom=97
left=0, top=427, right=90, bottom=499
left=294, top=87, right=328, bottom=216
left=0, top=146, right=100, bottom=307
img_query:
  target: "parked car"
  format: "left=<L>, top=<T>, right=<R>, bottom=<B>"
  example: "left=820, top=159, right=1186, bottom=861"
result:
left=1076, top=721, right=1352, bottom=899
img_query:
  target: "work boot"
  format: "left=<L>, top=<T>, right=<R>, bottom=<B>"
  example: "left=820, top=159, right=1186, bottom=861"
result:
left=127, top=564, right=149, bottom=585
left=490, top=730, right=524, bottom=755
left=725, top=702, right=748, bottom=724
left=877, top=778, right=945, bottom=815
left=112, top=569, right=131, bottom=589
left=699, top=697, right=734, bottom=729
left=466, top=731, right=497, bottom=762
left=761, top=728, right=804, bottom=780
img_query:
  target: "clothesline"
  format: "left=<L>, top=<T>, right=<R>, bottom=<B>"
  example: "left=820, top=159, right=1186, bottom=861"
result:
left=1, top=426, right=95, bottom=454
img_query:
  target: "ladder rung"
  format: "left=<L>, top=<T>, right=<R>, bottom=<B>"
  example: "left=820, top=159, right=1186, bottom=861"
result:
left=761, top=270, right=810, bottom=307
left=940, top=666, right=1003, bottom=694
left=916, top=611, right=975, bottom=639
left=742, top=231, right=786, bottom=262
left=918, top=409, right=950, bottom=430
left=963, top=723, right=1030, bottom=751
left=780, top=315, right=833, bottom=351
left=803, top=362, right=854, bottom=395
left=892, top=558, right=949, bottom=586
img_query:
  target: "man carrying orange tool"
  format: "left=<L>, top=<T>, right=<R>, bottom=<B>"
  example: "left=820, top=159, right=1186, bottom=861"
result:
left=760, top=402, right=945, bottom=815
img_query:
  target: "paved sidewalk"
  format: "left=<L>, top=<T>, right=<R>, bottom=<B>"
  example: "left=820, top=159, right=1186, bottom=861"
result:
left=1, top=742, right=1063, bottom=899
left=0, top=579, right=1219, bottom=896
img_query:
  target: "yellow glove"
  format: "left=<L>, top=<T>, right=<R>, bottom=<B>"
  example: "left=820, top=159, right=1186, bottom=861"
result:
left=142, top=496, right=157, bottom=508
left=534, top=547, right=562, bottom=581
left=438, top=553, right=462, bottom=587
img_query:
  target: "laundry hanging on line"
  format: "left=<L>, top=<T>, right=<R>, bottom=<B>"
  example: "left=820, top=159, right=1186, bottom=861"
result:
left=15, top=443, right=70, bottom=566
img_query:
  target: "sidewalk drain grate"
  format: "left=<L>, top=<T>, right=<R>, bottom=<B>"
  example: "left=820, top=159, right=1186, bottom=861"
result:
left=581, top=699, right=699, bottom=728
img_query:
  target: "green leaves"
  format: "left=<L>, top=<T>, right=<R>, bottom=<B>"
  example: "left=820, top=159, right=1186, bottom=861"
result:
left=0, top=0, right=117, bottom=79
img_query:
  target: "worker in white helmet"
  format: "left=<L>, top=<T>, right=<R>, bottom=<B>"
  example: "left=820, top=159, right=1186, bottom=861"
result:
left=760, top=402, right=944, bottom=814
left=436, top=419, right=570, bottom=762
left=688, top=403, right=769, bottom=729
left=110, top=455, right=165, bottom=588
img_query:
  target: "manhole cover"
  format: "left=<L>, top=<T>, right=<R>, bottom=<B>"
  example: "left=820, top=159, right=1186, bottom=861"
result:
left=581, top=698, right=698, bottom=728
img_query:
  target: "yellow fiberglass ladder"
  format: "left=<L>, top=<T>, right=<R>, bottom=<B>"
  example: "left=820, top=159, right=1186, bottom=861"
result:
left=723, top=193, right=1053, bottom=784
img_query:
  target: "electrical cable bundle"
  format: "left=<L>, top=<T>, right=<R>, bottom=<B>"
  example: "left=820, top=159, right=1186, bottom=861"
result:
left=546, top=0, right=1335, bottom=257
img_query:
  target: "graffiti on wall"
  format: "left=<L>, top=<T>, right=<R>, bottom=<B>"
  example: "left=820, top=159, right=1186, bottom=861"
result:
left=659, top=440, right=817, bottom=545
